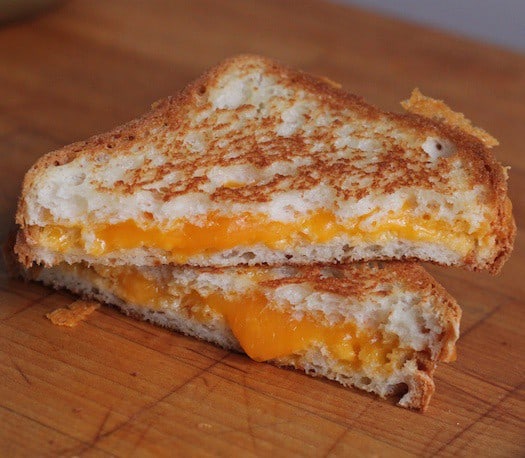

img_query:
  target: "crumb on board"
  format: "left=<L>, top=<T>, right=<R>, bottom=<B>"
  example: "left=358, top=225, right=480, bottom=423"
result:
left=197, top=423, right=213, bottom=431
left=401, top=88, right=499, bottom=148
left=46, top=300, right=100, bottom=327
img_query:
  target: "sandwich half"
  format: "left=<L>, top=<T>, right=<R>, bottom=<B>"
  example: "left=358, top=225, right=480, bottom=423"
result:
left=23, top=261, right=460, bottom=410
left=15, top=55, right=514, bottom=273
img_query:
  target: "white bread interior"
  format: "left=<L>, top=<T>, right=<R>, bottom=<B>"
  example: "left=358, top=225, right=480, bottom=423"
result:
left=24, top=237, right=465, bottom=269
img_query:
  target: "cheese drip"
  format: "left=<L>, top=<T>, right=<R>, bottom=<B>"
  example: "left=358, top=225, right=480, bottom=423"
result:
left=88, top=266, right=414, bottom=372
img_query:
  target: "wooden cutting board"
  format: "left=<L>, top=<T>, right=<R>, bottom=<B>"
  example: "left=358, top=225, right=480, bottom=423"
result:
left=1, top=1, right=523, bottom=456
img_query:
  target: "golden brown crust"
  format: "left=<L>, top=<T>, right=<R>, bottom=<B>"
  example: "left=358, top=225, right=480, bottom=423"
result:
left=13, top=227, right=37, bottom=269
left=407, top=371, right=436, bottom=411
left=260, top=262, right=445, bottom=301
left=401, top=88, right=499, bottom=148
left=489, top=196, right=516, bottom=274
left=17, top=54, right=510, bottom=203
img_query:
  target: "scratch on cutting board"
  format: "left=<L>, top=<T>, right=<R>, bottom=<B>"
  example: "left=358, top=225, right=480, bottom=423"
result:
left=92, top=407, right=113, bottom=444
left=421, top=425, right=446, bottom=456
left=454, top=366, right=507, bottom=392
left=88, top=353, right=230, bottom=444
left=322, top=396, right=382, bottom=457
left=56, top=406, right=113, bottom=456
left=460, top=303, right=503, bottom=339
left=242, top=372, right=258, bottom=453
left=439, top=378, right=494, bottom=408
left=130, top=417, right=156, bottom=455
left=322, top=427, right=348, bottom=457
left=9, top=357, right=31, bottom=385
left=433, top=382, right=524, bottom=455
left=1, top=290, right=56, bottom=322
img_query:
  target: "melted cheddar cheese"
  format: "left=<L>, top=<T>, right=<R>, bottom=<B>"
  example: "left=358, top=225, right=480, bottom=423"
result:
left=89, top=266, right=413, bottom=372
left=36, top=209, right=483, bottom=260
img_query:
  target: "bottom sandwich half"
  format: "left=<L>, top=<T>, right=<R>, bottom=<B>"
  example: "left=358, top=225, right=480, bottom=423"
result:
left=24, top=261, right=460, bottom=410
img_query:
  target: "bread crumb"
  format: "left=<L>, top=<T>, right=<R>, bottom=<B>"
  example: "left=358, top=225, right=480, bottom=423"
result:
left=46, top=300, right=100, bottom=327
left=401, top=88, right=499, bottom=148
left=197, top=423, right=213, bottom=430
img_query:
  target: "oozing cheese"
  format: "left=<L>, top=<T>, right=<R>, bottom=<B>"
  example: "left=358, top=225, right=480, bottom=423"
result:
left=88, top=266, right=413, bottom=371
left=35, top=209, right=484, bottom=260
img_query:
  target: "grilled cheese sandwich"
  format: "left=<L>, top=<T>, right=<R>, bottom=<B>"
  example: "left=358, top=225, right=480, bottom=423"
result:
left=24, top=261, right=460, bottom=410
left=15, top=55, right=515, bottom=273
left=11, top=55, right=515, bottom=411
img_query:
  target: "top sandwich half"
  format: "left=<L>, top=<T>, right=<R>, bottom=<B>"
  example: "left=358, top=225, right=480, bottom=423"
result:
left=15, top=55, right=515, bottom=273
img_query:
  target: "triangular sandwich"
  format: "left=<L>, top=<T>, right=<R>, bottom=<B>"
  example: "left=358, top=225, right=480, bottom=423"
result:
left=23, top=261, right=460, bottom=410
left=15, top=55, right=515, bottom=273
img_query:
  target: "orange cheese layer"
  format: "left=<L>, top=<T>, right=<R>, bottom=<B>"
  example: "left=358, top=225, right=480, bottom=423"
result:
left=90, top=266, right=412, bottom=370
left=36, top=210, right=481, bottom=259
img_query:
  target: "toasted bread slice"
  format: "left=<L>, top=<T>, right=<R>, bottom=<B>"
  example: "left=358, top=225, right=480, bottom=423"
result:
left=22, top=261, right=460, bottom=410
left=15, top=55, right=514, bottom=273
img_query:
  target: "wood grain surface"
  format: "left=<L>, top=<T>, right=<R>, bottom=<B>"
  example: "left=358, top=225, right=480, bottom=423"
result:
left=1, top=0, right=524, bottom=456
